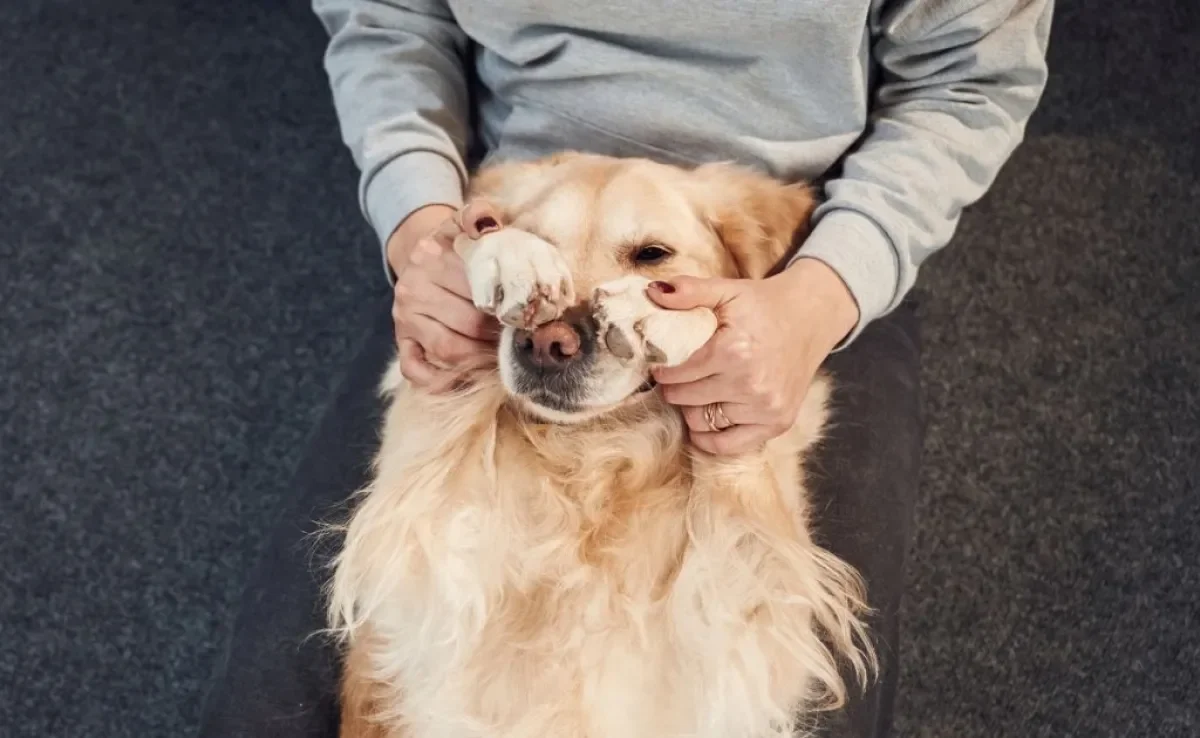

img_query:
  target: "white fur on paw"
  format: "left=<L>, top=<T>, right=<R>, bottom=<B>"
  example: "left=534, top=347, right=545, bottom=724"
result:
left=460, top=229, right=576, bottom=328
left=593, top=276, right=717, bottom=367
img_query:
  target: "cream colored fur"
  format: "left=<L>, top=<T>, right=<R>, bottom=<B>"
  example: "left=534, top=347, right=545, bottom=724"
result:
left=325, top=153, right=875, bottom=738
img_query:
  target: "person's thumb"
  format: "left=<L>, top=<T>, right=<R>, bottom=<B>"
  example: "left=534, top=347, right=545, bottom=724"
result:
left=646, top=275, right=739, bottom=310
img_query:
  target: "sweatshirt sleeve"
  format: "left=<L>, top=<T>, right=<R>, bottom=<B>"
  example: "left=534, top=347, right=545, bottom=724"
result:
left=312, top=0, right=472, bottom=283
left=790, top=0, right=1054, bottom=346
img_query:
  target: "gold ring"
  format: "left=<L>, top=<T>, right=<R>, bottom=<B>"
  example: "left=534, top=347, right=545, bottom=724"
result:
left=704, top=403, right=733, bottom=431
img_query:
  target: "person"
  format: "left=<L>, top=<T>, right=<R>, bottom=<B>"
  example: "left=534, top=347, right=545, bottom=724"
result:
left=197, top=1, right=1053, bottom=736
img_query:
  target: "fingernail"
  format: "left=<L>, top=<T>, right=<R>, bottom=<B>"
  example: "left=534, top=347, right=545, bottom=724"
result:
left=649, top=281, right=675, bottom=294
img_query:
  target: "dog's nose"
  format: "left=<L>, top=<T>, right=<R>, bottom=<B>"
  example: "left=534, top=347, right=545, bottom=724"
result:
left=513, top=307, right=598, bottom=375
left=518, top=320, right=582, bottom=368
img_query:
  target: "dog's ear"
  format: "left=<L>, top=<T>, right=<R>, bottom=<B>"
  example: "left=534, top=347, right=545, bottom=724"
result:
left=691, top=163, right=818, bottom=279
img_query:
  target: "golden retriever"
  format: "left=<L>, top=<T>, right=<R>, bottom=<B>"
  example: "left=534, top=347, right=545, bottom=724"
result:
left=326, top=152, right=875, bottom=738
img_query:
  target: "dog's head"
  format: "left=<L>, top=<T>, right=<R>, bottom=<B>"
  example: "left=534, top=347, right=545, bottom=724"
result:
left=466, top=152, right=816, bottom=423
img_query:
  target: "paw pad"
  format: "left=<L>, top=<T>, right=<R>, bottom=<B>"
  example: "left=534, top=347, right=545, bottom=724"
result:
left=604, top=324, right=635, bottom=360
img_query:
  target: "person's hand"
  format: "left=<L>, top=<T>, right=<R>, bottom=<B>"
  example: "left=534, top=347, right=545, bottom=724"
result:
left=387, top=203, right=501, bottom=392
left=646, top=258, right=860, bottom=455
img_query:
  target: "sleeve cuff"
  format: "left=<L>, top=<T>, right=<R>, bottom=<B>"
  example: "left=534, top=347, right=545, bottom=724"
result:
left=788, top=209, right=901, bottom=350
left=361, top=150, right=466, bottom=284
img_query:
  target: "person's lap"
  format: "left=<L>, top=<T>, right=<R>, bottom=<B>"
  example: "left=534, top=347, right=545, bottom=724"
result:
left=196, top=296, right=921, bottom=738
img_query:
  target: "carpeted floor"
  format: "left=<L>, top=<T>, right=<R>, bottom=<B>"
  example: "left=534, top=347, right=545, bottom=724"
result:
left=1, top=1, right=1196, bottom=736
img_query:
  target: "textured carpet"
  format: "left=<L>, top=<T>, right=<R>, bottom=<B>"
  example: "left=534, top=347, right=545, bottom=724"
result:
left=1, top=1, right=1196, bottom=737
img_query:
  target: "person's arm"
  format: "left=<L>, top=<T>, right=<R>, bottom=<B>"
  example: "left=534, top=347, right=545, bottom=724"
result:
left=790, top=0, right=1054, bottom=346
left=313, top=0, right=472, bottom=283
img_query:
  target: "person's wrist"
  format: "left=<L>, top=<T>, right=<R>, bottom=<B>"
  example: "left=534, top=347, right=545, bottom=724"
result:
left=774, top=257, right=860, bottom=352
left=386, top=204, right=458, bottom=278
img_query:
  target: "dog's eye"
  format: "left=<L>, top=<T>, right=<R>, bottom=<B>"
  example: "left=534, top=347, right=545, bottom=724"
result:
left=632, top=245, right=672, bottom=265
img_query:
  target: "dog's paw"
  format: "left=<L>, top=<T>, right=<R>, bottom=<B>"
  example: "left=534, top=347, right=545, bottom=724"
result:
left=459, top=228, right=576, bottom=329
left=593, top=276, right=717, bottom=367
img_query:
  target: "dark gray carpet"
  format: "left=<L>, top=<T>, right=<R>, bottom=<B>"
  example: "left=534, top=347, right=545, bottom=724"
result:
left=1, top=1, right=1196, bottom=736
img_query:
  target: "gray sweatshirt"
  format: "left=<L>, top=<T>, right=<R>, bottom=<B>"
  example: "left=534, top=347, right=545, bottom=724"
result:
left=313, top=0, right=1053, bottom=343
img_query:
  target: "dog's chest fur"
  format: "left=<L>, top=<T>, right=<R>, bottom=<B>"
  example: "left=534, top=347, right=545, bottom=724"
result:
left=333, top=380, right=851, bottom=738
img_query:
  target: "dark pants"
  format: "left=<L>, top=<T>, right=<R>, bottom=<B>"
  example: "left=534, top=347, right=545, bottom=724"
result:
left=197, top=298, right=922, bottom=738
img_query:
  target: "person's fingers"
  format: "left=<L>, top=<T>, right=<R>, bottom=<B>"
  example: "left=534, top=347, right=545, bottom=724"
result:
left=398, top=338, right=477, bottom=394
left=689, top=424, right=774, bottom=456
left=680, top=402, right=754, bottom=433
left=400, top=313, right=493, bottom=369
left=659, top=374, right=734, bottom=407
left=416, top=200, right=506, bottom=300
left=401, top=280, right=499, bottom=342
left=428, top=213, right=465, bottom=249
left=651, top=336, right=724, bottom=385
left=392, top=300, right=406, bottom=346
left=459, top=200, right=504, bottom=238
left=406, top=236, right=447, bottom=271
left=404, top=239, right=474, bottom=300
left=646, top=275, right=740, bottom=311
left=397, top=338, right=451, bottom=389
left=431, top=250, right=474, bottom=301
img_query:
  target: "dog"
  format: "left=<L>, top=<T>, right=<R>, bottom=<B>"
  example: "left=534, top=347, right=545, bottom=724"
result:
left=326, top=152, right=875, bottom=738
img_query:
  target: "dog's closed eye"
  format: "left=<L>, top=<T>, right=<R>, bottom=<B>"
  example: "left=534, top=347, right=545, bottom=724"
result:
left=630, top=244, right=673, bottom=266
